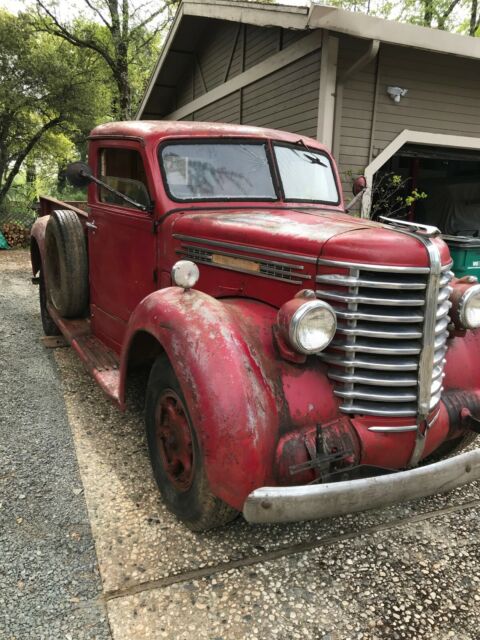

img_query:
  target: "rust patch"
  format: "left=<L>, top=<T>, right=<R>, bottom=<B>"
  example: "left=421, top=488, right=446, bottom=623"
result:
left=41, top=335, right=68, bottom=349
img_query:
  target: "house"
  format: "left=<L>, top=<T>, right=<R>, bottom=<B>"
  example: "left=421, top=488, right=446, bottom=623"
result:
left=137, top=0, right=480, bottom=221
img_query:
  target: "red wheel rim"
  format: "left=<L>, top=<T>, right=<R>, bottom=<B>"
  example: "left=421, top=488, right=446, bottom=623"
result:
left=154, top=390, right=194, bottom=492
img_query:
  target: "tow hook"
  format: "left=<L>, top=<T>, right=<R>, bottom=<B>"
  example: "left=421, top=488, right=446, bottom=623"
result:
left=461, top=408, right=480, bottom=434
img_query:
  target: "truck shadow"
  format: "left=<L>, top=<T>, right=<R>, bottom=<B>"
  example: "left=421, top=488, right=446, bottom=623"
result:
left=52, top=345, right=479, bottom=595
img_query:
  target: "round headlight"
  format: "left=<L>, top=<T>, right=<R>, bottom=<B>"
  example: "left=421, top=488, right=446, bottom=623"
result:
left=287, top=299, right=337, bottom=354
left=459, top=284, right=480, bottom=329
left=171, top=260, right=200, bottom=290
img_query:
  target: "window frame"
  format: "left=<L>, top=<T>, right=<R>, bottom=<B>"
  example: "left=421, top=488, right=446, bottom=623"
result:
left=96, top=146, right=152, bottom=212
left=158, top=138, right=281, bottom=204
left=272, top=142, right=341, bottom=207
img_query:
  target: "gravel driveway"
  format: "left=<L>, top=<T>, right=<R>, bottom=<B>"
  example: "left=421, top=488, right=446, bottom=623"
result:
left=2, top=249, right=480, bottom=640
left=0, top=251, right=111, bottom=640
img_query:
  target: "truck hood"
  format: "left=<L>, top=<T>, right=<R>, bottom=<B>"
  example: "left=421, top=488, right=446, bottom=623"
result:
left=172, top=208, right=451, bottom=269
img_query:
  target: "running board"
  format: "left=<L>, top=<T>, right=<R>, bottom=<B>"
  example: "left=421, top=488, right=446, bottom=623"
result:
left=46, top=303, right=121, bottom=406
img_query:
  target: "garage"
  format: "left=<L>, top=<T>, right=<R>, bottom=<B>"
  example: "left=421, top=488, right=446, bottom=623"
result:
left=138, top=0, right=480, bottom=232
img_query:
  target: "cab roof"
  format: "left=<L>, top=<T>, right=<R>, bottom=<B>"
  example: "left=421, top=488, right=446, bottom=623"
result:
left=89, top=120, right=331, bottom=153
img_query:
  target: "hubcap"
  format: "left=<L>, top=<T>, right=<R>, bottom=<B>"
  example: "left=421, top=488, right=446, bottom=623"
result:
left=154, top=390, right=194, bottom=492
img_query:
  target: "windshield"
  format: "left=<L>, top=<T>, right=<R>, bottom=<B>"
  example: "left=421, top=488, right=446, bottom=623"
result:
left=274, top=144, right=339, bottom=204
left=161, top=142, right=276, bottom=201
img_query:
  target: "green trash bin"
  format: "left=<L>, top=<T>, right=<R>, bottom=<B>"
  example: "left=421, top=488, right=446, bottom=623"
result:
left=443, top=235, right=480, bottom=280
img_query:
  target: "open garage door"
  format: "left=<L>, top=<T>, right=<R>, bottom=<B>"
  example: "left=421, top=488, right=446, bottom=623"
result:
left=374, top=144, right=480, bottom=235
left=362, top=131, right=480, bottom=232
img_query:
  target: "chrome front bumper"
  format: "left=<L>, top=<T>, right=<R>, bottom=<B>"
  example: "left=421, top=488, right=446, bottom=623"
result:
left=243, top=449, right=480, bottom=524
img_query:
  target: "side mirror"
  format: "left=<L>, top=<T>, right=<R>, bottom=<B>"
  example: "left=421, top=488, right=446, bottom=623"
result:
left=66, top=162, right=93, bottom=188
left=352, top=175, right=367, bottom=196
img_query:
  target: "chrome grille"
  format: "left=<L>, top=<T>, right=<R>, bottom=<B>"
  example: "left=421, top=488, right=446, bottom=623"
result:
left=316, top=262, right=453, bottom=417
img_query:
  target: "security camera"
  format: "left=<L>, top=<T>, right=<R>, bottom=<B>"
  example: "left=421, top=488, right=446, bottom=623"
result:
left=387, top=86, right=408, bottom=103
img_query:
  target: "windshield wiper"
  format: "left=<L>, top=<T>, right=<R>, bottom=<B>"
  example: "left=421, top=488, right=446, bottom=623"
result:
left=294, top=139, right=328, bottom=167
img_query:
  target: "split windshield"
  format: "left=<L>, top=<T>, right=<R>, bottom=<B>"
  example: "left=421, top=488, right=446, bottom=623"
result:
left=160, top=140, right=339, bottom=204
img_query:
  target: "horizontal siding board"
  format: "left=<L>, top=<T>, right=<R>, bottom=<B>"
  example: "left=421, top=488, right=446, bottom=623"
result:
left=177, top=69, right=194, bottom=108
left=337, top=35, right=377, bottom=180
left=282, top=28, right=306, bottom=48
left=241, top=51, right=320, bottom=138
left=244, top=25, right=279, bottom=69
left=372, top=43, right=480, bottom=156
left=195, top=91, right=241, bottom=123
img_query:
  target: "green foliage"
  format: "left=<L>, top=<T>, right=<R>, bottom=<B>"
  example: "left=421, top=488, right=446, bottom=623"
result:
left=371, top=172, right=428, bottom=220
left=34, top=0, right=170, bottom=119
left=0, top=9, right=111, bottom=210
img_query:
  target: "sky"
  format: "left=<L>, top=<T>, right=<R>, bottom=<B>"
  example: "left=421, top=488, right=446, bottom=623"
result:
left=1, top=0, right=310, bottom=12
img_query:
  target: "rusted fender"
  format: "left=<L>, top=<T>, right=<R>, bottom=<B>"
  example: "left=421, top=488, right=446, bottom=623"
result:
left=120, top=288, right=283, bottom=510
left=30, top=216, right=49, bottom=275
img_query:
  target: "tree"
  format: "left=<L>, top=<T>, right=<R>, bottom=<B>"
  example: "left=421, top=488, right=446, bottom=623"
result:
left=469, top=0, right=480, bottom=35
left=0, top=10, right=109, bottom=209
left=34, top=0, right=175, bottom=120
left=329, top=0, right=476, bottom=34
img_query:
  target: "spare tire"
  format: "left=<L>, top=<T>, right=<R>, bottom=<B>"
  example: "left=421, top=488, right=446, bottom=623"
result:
left=44, top=209, right=89, bottom=318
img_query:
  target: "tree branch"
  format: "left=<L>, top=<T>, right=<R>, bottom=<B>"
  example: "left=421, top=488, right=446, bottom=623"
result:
left=82, top=0, right=112, bottom=29
left=35, top=1, right=117, bottom=72
left=0, top=116, right=62, bottom=203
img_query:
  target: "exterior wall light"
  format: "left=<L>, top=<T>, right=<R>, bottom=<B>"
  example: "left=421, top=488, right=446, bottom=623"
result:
left=387, top=86, right=408, bottom=103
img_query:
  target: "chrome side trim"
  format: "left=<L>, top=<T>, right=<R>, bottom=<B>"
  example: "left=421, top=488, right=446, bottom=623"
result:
left=368, top=425, right=418, bottom=433
left=173, top=234, right=318, bottom=263
left=243, top=449, right=480, bottom=524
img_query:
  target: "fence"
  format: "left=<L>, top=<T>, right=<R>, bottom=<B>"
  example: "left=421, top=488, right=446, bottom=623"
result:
left=0, top=202, right=37, bottom=228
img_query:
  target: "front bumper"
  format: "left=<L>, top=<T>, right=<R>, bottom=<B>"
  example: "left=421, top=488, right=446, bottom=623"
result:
left=243, top=449, right=480, bottom=524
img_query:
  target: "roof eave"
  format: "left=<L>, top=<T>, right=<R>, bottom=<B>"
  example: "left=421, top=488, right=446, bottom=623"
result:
left=309, top=5, right=480, bottom=61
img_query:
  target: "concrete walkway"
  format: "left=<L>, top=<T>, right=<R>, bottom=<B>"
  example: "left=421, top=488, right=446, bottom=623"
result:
left=2, top=250, right=480, bottom=639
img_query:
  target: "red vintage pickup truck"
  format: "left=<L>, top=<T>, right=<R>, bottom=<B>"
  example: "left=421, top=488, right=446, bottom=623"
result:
left=30, top=121, right=480, bottom=530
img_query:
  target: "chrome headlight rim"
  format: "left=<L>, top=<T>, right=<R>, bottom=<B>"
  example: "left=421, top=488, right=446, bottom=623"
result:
left=458, top=283, right=480, bottom=329
left=288, top=299, right=337, bottom=355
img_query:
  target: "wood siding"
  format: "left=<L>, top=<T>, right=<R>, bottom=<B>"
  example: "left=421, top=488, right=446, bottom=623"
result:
left=241, top=51, right=321, bottom=137
left=337, top=36, right=377, bottom=189
left=373, top=45, right=480, bottom=153
left=337, top=39, right=480, bottom=186
left=169, top=20, right=313, bottom=122
left=194, top=91, right=241, bottom=123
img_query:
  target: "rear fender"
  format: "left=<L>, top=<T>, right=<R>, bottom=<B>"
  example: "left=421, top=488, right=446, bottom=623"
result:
left=30, top=216, right=49, bottom=275
left=121, top=289, right=340, bottom=509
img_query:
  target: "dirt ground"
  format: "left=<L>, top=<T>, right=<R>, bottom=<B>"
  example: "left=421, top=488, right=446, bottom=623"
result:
left=2, top=249, right=480, bottom=640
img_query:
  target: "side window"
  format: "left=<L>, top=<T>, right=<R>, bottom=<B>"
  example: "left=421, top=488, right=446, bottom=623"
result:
left=98, top=148, right=151, bottom=209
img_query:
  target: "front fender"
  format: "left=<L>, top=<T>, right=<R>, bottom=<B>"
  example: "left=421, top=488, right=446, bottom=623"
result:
left=121, top=288, right=282, bottom=510
left=120, top=288, right=340, bottom=510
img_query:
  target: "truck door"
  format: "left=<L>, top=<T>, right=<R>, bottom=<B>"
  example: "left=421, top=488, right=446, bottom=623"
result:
left=87, top=143, right=156, bottom=350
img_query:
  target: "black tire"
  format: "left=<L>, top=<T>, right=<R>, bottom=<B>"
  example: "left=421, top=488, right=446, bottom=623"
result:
left=44, top=209, right=88, bottom=318
left=427, top=431, right=478, bottom=461
left=145, top=355, right=238, bottom=531
left=39, top=270, right=61, bottom=336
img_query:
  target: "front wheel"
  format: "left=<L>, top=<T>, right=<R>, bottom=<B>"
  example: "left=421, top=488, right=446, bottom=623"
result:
left=145, top=355, right=238, bottom=531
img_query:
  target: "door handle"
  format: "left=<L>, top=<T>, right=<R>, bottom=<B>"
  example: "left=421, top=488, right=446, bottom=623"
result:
left=86, top=221, right=98, bottom=231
